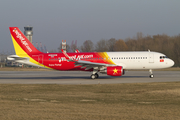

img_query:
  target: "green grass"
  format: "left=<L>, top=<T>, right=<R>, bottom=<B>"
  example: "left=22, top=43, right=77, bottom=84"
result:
left=0, top=82, right=180, bottom=120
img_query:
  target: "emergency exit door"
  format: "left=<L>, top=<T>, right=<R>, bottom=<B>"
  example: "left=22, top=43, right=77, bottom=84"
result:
left=149, top=53, right=154, bottom=63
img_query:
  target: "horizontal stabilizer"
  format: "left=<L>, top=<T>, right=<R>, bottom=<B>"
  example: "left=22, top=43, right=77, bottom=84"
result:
left=7, top=55, right=29, bottom=61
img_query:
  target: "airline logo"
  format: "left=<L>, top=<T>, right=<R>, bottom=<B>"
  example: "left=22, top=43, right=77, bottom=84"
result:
left=13, top=28, right=32, bottom=52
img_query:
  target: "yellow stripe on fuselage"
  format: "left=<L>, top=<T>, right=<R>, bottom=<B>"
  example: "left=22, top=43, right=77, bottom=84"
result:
left=100, top=52, right=115, bottom=65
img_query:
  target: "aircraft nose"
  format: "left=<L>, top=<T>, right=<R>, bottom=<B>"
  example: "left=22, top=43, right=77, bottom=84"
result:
left=170, top=59, right=175, bottom=67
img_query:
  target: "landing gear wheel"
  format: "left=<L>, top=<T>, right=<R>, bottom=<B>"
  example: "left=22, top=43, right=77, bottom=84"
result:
left=95, top=73, right=99, bottom=78
left=149, top=74, right=154, bottom=78
left=91, top=74, right=96, bottom=79
left=149, top=69, right=154, bottom=78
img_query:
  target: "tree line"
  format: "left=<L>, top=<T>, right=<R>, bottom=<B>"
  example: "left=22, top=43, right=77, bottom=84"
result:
left=56, top=32, right=180, bottom=66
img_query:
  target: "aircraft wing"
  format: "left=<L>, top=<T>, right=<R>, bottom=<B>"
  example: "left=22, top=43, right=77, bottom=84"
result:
left=61, top=49, right=115, bottom=70
left=74, top=60, right=116, bottom=70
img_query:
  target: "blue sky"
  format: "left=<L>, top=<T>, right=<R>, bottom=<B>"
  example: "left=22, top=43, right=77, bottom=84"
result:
left=0, top=0, right=180, bottom=53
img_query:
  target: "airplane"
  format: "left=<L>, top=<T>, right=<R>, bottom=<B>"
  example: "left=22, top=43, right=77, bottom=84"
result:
left=7, top=27, right=174, bottom=79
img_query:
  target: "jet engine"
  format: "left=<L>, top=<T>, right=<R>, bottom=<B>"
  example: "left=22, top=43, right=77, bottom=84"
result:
left=100, top=66, right=124, bottom=76
left=107, top=66, right=124, bottom=76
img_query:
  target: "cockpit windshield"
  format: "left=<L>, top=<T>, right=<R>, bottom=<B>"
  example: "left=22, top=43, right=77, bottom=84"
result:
left=160, top=56, right=167, bottom=59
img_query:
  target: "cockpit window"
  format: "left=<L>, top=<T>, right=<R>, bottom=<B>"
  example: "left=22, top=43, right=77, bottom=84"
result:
left=160, top=56, right=167, bottom=59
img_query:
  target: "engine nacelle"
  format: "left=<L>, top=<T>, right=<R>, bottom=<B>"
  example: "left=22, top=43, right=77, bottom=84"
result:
left=107, top=66, right=123, bottom=76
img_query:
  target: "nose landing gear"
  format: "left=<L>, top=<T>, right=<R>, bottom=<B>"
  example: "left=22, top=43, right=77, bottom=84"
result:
left=149, top=69, right=154, bottom=78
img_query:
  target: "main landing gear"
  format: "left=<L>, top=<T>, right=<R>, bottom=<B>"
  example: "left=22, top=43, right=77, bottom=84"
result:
left=149, top=69, right=154, bottom=78
left=90, top=67, right=99, bottom=79
left=91, top=73, right=99, bottom=79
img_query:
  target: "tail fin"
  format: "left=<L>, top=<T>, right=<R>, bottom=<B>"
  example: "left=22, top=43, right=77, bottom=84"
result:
left=9, top=27, right=42, bottom=56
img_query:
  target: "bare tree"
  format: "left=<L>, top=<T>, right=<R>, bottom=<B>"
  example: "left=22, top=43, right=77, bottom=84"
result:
left=114, top=39, right=128, bottom=51
left=71, top=44, right=78, bottom=52
left=136, top=32, right=143, bottom=40
left=95, top=39, right=109, bottom=52
left=80, top=40, right=94, bottom=52
left=107, top=38, right=116, bottom=51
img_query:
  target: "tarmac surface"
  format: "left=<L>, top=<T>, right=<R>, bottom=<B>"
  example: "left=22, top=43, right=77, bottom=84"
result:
left=0, top=71, right=179, bottom=84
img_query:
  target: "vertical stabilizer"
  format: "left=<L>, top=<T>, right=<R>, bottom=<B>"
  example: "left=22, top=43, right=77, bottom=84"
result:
left=9, top=27, right=42, bottom=56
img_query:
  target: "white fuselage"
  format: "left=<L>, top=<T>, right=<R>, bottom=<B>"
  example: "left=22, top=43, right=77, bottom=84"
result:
left=107, top=51, right=174, bottom=69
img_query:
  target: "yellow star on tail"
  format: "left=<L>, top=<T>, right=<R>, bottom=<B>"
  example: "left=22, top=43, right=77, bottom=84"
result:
left=113, top=68, right=118, bottom=74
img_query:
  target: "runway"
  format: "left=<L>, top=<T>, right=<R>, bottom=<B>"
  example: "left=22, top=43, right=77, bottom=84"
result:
left=0, top=71, right=179, bottom=84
